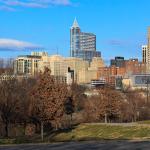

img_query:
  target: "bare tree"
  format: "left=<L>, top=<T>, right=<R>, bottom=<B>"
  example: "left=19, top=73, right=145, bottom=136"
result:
left=70, top=83, right=86, bottom=111
left=84, top=87, right=122, bottom=123
left=124, top=90, right=149, bottom=122
left=84, top=96, right=102, bottom=122
left=0, top=79, right=22, bottom=137
left=18, top=78, right=37, bottom=134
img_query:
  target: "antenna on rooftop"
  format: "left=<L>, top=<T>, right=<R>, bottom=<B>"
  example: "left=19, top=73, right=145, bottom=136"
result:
left=56, top=47, right=59, bottom=55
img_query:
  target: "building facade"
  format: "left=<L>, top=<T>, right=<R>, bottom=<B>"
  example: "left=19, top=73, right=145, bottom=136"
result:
left=122, top=74, right=150, bottom=90
left=90, top=57, right=104, bottom=70
left=97, top=58, right=146, bottom=87
left=38, top=54, right=104, bottom=84
left=142, top=45, right=148, bottom=63
left=125, top=58, right=146, bottom=75
left=14, top=54, right=42, bottom=75
left=14, top=51, right=105, bottom=85
left=65, top=57, right=89, bottom=83
left=70, top=18, right=101, bottom=62
left=0, top=74, right=16, bottom=81
left=146, top=27, right=150, bottom=72
left=110, top=56, right=125, bottom=67
left=38, top=55, right=90, bottom=84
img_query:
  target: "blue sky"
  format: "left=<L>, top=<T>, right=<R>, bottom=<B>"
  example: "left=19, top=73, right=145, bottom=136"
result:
left=0, top=0, right=149, bottom=63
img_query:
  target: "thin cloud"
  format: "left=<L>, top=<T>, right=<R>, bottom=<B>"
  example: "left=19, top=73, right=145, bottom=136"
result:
left=0, top=5, right=16, bottom=11
left=105, top=39, right=132, bottom=47
left=32, top=0, right=72, bottom=6
left=0, top=39, right=43, bottom=51
left=0, top=0, right=73, bottom=11
left=3, top=0, right=48, bottom=8
left=107, top=39, right=127, bottom=46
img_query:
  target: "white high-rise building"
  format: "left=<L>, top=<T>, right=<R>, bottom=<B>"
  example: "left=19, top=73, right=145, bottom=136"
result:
left=146, top=27, right=150, bottom=72
left=142, top=45, right=148, bottom=64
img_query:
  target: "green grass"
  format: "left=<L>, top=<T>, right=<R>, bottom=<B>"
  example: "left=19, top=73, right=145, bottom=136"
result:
left=0, top=137, right=34, bottom=145
left=0, top=123, right=150, bottom=144
left=52, top=124, right=150, bottom=142
left=0, top=139, right=15, bottom=145
left=0, top=134, right=43, bottom=145
left=138, top=120, right=150, bottom=124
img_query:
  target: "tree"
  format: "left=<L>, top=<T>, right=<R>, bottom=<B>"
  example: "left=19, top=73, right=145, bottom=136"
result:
left=99, top=88, right=122, bottom=123
left=18, top=78, right=37, bottom=134
left=0, top=79, right=22, bottom=137
left=84, top=87, right=122, bottom=123
left=30, top=68, right=68, bottom=140
left=84, top=96, right=102, bottom=122
left=0, top=58, right=14, bottom=75
left=124, top=90, right=149, bottom=122
left=70, top=83, right=86, bottom=111
left=64, top=96, right=75, bottom=128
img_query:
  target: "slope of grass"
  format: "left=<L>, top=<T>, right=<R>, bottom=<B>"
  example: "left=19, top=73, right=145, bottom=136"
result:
left=52, top=124, right=150, bottom=142
left=138, top=120, right=150, bottom=124
left=0, top=123, right=149, bottom=144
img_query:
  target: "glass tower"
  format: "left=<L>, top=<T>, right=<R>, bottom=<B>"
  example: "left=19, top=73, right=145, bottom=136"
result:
left=70, top=18, right=101, bottom=62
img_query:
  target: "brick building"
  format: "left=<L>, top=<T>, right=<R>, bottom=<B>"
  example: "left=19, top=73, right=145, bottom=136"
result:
left=97, top=58, right=146, bottom=87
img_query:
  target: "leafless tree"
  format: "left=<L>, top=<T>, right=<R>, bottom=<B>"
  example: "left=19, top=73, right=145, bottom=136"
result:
left=84, top=87, right=122, bottom=123
left=0, top=79, right=22, bottom=137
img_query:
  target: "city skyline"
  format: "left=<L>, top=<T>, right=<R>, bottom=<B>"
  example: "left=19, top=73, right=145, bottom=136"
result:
left=0, top=0, right=150, bottom=63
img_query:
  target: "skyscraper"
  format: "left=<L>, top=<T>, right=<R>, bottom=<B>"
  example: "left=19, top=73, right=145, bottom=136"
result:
left=70, top=18, right=101, bottom=62
left=142, top=45, right=148, bottom=64
left=147, top=28, right=150, bottom=72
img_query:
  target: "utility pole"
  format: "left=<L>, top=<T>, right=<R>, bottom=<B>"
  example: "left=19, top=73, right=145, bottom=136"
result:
left=146, top=78, right=150, bottom=104
left=41, top=121, right=44, bottom=141
left=147, top=80, right=149, bottom=103
left=105, top=113, right=107, bottom=123
left=143, top=76, right=150, bottom=104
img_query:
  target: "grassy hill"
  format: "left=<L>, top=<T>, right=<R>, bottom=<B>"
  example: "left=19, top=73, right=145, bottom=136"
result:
left=52, top=123, right=150, bottom=142
left=137, top=120, right=150, bottom=124
left=0, top=122, right=149, bottom=144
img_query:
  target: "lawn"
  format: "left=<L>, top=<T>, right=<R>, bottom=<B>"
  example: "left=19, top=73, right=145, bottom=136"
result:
left=52, top=123, right=150, bottom=142
left=137, top=120, right=150, bottom=124
left=0, top=123, right=150, bottom=144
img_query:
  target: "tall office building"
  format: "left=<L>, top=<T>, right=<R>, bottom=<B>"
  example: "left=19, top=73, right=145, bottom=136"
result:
left=147, top=27, right=150, bottom=72
left=110, top=56, right=125, bottom=67
left=142, top=28, right=150, bottom=73
left=142, top=45, right=148, bottom=63
left=70, top=18, right=101, bottom=62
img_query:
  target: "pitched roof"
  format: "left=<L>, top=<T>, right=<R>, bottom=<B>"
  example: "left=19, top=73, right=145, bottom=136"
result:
left=72, top=18, right=80, bottom=28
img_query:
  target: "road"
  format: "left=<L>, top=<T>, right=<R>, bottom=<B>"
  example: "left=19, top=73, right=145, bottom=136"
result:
left=0, top=141, right=150, bottom=150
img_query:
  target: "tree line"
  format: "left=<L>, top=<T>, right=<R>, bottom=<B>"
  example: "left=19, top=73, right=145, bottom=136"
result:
left=0, top=67, right=149, bottom=139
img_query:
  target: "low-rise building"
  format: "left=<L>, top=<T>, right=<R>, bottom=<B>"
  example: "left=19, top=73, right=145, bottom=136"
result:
left=122, top=74, right=150, bottom=90
left=91, top=78, right=106, bottom=88
left=0, top=74, right=16, bottom=81
left=14, top=52, right=47, bottom=76
left=97, top=58, right=147, bottom=88
left=125, top=58, right=146, bottom=75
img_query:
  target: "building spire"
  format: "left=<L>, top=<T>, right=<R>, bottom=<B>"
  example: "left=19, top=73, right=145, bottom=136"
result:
left=72, top=17, right=79, bottom=28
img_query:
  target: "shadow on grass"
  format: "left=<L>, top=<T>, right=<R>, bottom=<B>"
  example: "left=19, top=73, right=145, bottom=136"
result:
left=0, top=125, right=78, bottom=145
left=1, top=123, right=150, bottom=145
left=48, top=125, right=78, bottom=142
